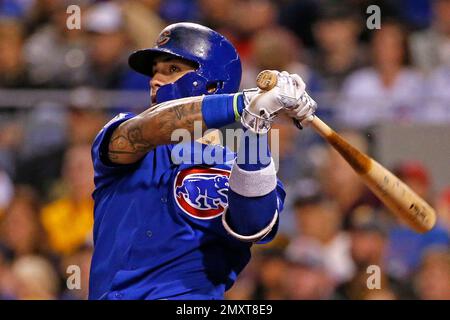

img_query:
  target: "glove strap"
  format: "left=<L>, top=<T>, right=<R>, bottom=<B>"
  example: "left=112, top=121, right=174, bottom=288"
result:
left=240, top=108, right=276, bottom=134
left=241, top=88, right=276, bottom=134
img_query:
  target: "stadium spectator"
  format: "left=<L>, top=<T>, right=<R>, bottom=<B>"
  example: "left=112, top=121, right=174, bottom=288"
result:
left=334, top=206, right=415, bottom=299
left=198, top=0, right=234, bottom=31
left=0, top=19, right=29, bottom=178
left=409, top=0, right=450, bottom=73
left=24, top=1, right=86, bottom=88
left=338, top=21, right=424, bottom=128
left=311, top=5, right=366, bottom=93
left=0, top=186, right=47, bottom=258
left=40, top=144, right=94, bottom=256
left=10, top=255, right=60, bottom=299
left=387, top=223, right=450, bottom=280
left=24, top=0, right=81, bottom=35
left=413, top=247, right=450, bottom=300
left=252, top=249, right=288, bottom=300
left=226, top=0, right=278, bottom=62
left=0, top=19, right=32, bottom=88
left=278, top=0, right=318, bottom=47
left=283, top=244, right=334, bottom=300
left=286, top=194, right=355, bottom=284
left=13, top=88, right=105, bottom=198
left=83, top=2, right=147, bottom=90
left=13, top=101, right=67, bottom=197
left=121, top=0, right=166, bottom=50
left=242, top=27, right=322, bottom=94
left=66, top=87, right=107, bottom=145
left=386, top=161, right=450, bottom=280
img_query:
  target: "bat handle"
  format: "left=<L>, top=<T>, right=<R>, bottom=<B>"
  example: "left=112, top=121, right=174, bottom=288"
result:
left=308, top=116, right=334, bottom=138
left=293, top=115, right=333, bottom=140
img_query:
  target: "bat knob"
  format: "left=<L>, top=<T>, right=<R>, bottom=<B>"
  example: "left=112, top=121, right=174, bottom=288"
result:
left=256, top=70, right=278, bottom=91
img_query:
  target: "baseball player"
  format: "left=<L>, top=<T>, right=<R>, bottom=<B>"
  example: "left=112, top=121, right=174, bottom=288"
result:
left=89, top=23, right=317, bottom=300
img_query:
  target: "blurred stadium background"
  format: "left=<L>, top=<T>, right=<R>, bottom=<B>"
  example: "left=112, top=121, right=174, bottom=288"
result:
left=0, top=0, right=449, bottom=300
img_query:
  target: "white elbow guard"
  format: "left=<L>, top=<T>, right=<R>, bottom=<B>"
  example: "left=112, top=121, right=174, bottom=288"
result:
left=222, top=208, right=278, bottom=243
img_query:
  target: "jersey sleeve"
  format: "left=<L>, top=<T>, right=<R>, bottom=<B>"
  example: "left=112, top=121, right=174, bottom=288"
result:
left=91, top=112, right=138, bottom=190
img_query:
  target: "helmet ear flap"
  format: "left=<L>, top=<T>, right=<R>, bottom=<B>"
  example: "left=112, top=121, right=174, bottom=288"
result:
left=155, top=72, right=209, bottom=103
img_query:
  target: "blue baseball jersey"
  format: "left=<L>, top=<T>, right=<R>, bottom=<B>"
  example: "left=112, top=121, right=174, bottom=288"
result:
left=89, top=113, right=286, bottom=300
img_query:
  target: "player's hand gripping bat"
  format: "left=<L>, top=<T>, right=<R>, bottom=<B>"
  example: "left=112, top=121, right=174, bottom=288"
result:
left=256, top=70, right=437, bottom=233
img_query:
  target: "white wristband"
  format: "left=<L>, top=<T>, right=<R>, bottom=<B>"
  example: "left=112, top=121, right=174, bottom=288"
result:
left=228, top=159, right=277, bottom=197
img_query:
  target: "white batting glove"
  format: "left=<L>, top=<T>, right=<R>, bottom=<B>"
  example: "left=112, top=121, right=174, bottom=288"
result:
left=241, top=71, right=315, bottom=134
left=290, top=94, right=317, bottom=129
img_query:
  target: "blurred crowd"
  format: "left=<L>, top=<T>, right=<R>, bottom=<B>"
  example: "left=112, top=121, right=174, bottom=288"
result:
left=0, top=0, right=449, bottom=300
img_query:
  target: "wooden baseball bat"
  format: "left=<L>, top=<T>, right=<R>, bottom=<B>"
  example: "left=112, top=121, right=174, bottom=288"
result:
left=256, top=70, right=437, bottom=233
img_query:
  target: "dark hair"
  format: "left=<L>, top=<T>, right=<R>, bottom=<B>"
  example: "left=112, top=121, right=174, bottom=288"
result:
left=6, top=185, right=41, bottom=214
left=316, top=5, right=361, bottom=23
left=293, top=193, right=325, bottom=209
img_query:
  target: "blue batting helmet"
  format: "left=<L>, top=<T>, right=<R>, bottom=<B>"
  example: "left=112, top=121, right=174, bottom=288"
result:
left=128, top=22, right=242, bottom=104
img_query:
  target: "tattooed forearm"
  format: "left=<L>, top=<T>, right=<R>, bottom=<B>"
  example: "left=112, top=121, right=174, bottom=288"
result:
left=108, top=123, right=155, bottom=160
left=108, top=96, right=205, bottom=164
left=173, top=105, right=184, bottom=120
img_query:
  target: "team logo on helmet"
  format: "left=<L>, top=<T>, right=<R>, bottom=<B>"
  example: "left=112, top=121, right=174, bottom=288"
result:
left=174, top=167, right=230, bottom=219
left=156, top=30, right=171, bottom=46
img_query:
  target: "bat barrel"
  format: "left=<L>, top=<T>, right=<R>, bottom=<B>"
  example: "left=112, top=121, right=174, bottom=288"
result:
left=310, top=116, right=436, bottom=233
